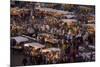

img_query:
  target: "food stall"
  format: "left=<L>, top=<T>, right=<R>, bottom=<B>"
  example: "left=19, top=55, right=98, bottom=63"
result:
left=42, top=48, right=61, bottom=61
left=11, top=36, right=29, bottom=44
left=24, top=42, right=45, bottom=56
left=11, top=36, right=29, bottom=52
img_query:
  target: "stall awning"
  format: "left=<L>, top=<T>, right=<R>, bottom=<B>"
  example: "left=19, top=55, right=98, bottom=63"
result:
left=11, top=36, right=29, bottom=44
left=24, top=42, right=45, bottom=49
left=42, top=48, right=60, bottom=52
left=35, top=7, right=73, bottom=15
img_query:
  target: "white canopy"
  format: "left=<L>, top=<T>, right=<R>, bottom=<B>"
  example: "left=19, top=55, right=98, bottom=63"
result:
left=63, top=15, right=76, bottom=19
left=42, top=49, right=51, bottom=52
left=48, top=48, right=61, bottom=51
left=24, top=42, right=45, bottom=49
left=42, top=48, right=61, bottom=52
left=11, top=36, right=29, bottom=44
left=35, top=7, right=73, bottom=15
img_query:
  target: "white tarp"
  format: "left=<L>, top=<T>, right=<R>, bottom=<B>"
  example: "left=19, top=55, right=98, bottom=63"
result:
left=24, top=42, right=45, bottom=49
left=42, top=49, right=51, bottom=52
left=48, top=48, right=61, bottom=51
left=35, top=7, right=73, bottom=15
left=11, top=36, right=29, bottom=44
left=63, top=15, right=76, bottom=19
left=42, top=48, right=60, bottom=52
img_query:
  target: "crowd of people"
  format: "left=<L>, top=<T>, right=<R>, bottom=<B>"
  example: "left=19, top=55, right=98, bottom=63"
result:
left=11, top=1, right=95, bottom=66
